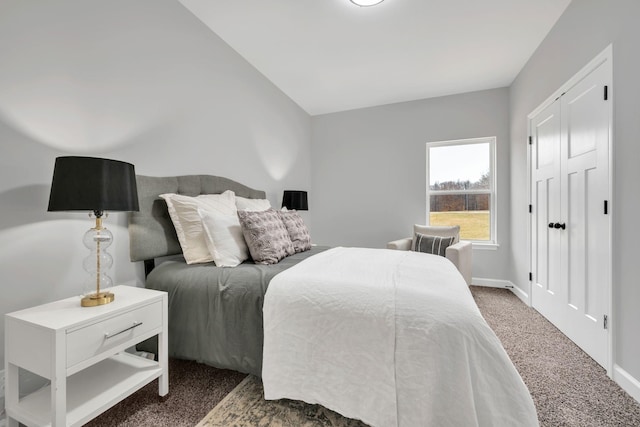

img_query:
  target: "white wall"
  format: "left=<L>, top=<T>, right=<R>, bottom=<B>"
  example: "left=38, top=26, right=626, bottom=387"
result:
left=311, top=88, right=511, bottom=280
left=510, top=0, right=640, bottom=386
left=0, top=0, right=311, bottom=368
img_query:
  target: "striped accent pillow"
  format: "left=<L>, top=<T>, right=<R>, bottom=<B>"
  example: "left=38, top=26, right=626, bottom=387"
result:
left=412, top=233, right=456, bottom=257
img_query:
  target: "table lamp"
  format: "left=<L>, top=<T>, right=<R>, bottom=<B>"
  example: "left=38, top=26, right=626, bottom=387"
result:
left=48, top=156, right=139, bottom=307
left=282, top=190, right=308, bottom=211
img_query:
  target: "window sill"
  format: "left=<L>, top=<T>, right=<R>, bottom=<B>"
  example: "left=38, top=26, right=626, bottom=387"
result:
left=469, top=242, right=499, bottom=251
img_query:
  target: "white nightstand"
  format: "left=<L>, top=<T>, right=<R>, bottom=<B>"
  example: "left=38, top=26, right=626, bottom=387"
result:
left=4, top=285, right=168, bottom=427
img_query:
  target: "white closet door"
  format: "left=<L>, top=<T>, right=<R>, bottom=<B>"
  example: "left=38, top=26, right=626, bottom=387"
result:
left=531, top=100, right=564, bottom=329
left=561, top=61, right=610, bottom=368
left=530, top=53, right=611, bottom=370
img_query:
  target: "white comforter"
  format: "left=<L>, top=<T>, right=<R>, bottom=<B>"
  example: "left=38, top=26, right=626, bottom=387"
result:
left=262, top=247, right=538, bottom=427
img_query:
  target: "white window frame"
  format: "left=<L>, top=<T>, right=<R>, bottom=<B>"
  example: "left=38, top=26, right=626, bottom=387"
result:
left=425, top=136, right=497, bottom=247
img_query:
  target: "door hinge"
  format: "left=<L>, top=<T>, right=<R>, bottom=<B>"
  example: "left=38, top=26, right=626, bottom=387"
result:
left=528, top=136, right=533, bottom=145
left=604, top=200, right=608, bottom=214
left=529, top=204, right=533, bottom=213
left=529, top=272, right=533, bottom=281
left=604, top=314, right=608, bottom=329
left=604, top=85, right=609, bottom=101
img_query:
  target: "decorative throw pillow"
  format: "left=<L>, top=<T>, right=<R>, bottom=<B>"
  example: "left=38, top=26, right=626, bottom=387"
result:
left=237, top=209, right=295, bottom=265
left=235, top=196, right=272, bottom=212
left=199, top=209, right=249, bottom=267
left=160, top=191, right=236, bottom=264
left=412, top=233, right=456, bottom=257
left=413, top=225, right=460, bottom=244
left=279, top=210, right=312, bottom=253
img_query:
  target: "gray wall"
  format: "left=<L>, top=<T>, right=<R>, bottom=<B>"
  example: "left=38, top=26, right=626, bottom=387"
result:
left=4, top=0, right=639, bottom=402
left=0, top=0, right=311, bottom=368
left=311, top=88, right=511, bottom=281
left=509, top=0, right=640, bottom=382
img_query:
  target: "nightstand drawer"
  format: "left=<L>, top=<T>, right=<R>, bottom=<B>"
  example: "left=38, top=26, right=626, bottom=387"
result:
left=66, top=301, right=162, bottom=368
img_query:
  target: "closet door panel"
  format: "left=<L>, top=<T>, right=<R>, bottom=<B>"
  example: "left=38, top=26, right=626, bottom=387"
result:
left=535, top=180, right=549, bottom=289
left=567, top=170, right=585, bottom=311
left=585, top=166, right=602, bottom=318
left=531, top=100, right=564, bottom=327
left=566, top=83, right=601, bottom=158
left=561, top=61, right=610, bottom=368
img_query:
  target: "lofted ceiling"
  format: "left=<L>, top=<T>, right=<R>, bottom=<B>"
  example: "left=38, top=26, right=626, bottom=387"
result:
left=179, top=0, right=571, bottom=116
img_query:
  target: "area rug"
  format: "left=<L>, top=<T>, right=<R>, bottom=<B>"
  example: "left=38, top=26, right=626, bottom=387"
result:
left=196, top=375, right=368, bottom=427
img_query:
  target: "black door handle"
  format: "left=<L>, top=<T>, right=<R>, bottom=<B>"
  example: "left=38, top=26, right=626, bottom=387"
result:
left=548, top=223, right=554, bottom=228
left=553, top=222, right=566, bottom=230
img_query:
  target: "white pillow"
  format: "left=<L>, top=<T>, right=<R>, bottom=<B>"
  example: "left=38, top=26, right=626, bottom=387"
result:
left=235, top=196, right=272, bottom=212
left=199, top=209, right=249, bottom=267
left=160, top=191, right=236, bottom=264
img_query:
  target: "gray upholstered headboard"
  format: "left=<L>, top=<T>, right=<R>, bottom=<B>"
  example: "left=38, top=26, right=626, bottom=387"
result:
left=128, top=175, right=266, bottom=265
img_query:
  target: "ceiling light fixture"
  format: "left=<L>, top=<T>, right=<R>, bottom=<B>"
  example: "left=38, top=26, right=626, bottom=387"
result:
left=350, top=0, right=385, bottom=6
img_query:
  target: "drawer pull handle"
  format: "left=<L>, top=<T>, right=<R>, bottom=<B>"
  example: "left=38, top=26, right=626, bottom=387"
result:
left=104, top=321, right=143, bottom=339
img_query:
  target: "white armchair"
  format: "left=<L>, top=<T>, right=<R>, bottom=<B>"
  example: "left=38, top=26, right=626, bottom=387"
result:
left=387, top=225, right=472, bottom=285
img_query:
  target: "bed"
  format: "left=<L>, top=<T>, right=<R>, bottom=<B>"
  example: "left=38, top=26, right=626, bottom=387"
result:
left=129, top=174, right=539, bottom=427
left=128, top=174, right=326, bottom=375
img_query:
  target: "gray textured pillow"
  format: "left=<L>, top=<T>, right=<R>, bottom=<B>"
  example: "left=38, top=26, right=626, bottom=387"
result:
left=237, top=209, right=295, bottom=264
left=412, top=233, right=456, bottom=257
left=279, top=210, right=312, bottom=253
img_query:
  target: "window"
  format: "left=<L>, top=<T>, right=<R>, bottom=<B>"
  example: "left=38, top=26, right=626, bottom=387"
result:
left=426, top=137, right=496, bottom=244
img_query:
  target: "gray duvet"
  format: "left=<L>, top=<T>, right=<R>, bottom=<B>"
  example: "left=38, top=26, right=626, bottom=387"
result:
left=140, top=246, right=329, bottom=376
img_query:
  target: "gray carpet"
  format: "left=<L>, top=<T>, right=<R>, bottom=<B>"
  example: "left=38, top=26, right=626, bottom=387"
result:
left=85, top=359, right=245, bottom=427
left=470, top=286, right=640, bottom=427
left=87, top=286, right=640, bottom=426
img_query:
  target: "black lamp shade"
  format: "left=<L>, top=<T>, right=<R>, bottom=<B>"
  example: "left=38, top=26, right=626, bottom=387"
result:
left=48, top=156, right=139, bottom=213
left=282, top=190, right=308, bottom=211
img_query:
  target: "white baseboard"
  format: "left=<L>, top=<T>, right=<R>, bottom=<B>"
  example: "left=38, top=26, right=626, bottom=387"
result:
left=0, top=368, right=5, bottom=422
left=471, top=277, right=512, bottom=288
left=613, top=365, right=640, bottom=404
left=472, top=278, right=530, bottom=305
left=509, top=284, right=530, bottom=305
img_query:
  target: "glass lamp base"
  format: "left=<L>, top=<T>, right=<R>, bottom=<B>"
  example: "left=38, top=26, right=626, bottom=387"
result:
left=81, top=292, right=115, bottom=307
